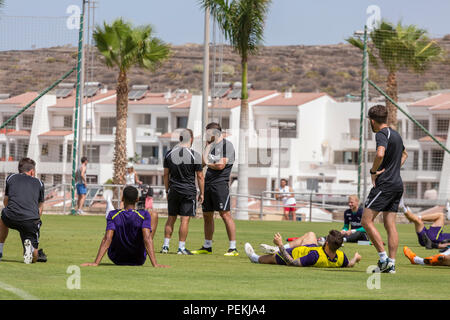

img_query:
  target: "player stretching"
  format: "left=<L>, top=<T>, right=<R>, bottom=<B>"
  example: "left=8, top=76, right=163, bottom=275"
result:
left=192, top=122, right=238, bottom=256
left=362, top=105, right=408, bottom=273
left=161, top=129, right=204, bottom=255
left=399, top=198, right=450, bottom=249
left=0, top=158, right=47, bottom=264
left=245, top=230, right=361, bottom=268
left=82, top=186, right=168, bottom=267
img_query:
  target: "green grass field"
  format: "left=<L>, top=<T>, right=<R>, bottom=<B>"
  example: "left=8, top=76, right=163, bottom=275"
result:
left=0, top=215, right=449, bottom=300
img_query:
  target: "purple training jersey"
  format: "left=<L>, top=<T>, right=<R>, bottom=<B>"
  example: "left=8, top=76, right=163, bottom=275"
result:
left=106, top=209, right=152, bottom=266
left=417, top=226, right=450, bottom=246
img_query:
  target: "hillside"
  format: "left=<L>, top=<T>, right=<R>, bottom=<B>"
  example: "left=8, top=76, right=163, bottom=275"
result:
left=1, top=39, right=450, bottom=99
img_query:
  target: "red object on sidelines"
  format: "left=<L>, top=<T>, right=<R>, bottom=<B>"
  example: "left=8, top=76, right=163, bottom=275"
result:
left=286, top=237, right=299, bottom=242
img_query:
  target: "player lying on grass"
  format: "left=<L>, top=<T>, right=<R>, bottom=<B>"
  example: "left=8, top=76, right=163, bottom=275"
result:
left=404, top=246, right=450, bottom=266
left=399, top=198, right=450, bottom=250
left=246, top=230, right=361, bottom=268
left=82, top=186, right=168, bottom=268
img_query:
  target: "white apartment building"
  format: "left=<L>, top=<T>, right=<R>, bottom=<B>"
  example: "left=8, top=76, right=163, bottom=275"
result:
left=0, top=83, right=448, bottom=201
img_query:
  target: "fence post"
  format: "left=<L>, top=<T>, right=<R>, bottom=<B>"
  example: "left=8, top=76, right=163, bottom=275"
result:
left=309, top=191, right=313, bottom=222
left=259, top=193, right=264, bottom=220
left=63, top=184, right=66, bottom=214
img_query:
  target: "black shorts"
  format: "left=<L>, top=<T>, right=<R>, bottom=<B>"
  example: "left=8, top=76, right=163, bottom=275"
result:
left=167, top=190, right=196, bottom=217
left=1, top=215, right=41, bottom=249
left=202, top=183, right=231, bottom=212
left=344, top=231, right=369, bottom=243
left=365, top=187, right=403, bottom=212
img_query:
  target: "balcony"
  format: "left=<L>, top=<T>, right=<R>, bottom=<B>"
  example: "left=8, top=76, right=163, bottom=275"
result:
left=133, top=155, right=162, bottom=171
left=135, top=127, right=161, bottom=143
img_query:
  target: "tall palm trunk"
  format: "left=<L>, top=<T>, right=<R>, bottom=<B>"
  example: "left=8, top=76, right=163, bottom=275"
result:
left=113, top=70, right=129, bottom=185
left=236, top=57, right=249, bottom=220
left=385, top=71, right=398, bottom=130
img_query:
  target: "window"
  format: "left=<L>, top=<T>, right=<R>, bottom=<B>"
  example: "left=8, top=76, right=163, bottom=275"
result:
left=83, top=145, right=100, bottom=163
left=86, top=175, right=98, bottom=184
left=141, top=145, right=159, bottom=164
left=222, top=117, right=230, bottom=130
left=413, top=120, right=429, bottom=139
left=423, top=150, right=429, bottom=170
left=0, top=144, right=5, bottom=160
left=53, top=174, right=62, bottom=185
left=436, top=118, right=449, bottom=135
left=176, top=116, right=188, bottom=129
left=404, top=182, right=417, bottom=199
left=349, top=119, right=359, bottom=139
left=41, top=143, right=49, bottom=156
left=3, top=115, right=16, bottom=130
left=138, top=114, right=151, bottom=125
left=40, top=174, right=47, bottom=184
left=397, top=120, right=402, bottom=136
left=278, top=119, right=297, bottom=138
left=22, top=114, right=34, bottom=129
left=66, top=144, right=72, bottom=163
left=64, top=115, right=73, bottom=128
left=58, top=145, right=64, bottom=162
left=431, top=149, right=444, bottom=171
left=9, top=143, right=15, bottom=160
left=100, top=117, right=116, bottom=135
left=249, top=148, right=272, bottom=167
left=412, top=150, right=419, bottom=170
left=156, top=117, right=168, bottom=133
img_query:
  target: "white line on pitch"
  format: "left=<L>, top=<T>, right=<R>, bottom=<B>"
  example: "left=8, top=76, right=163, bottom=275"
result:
left=0, top=280, right=39, bottom=300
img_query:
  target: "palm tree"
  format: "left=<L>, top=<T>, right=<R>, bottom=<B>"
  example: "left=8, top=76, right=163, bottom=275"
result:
left=347, top=21, right=442, bottom=129
left=93, top=18, right=170, bottom=185
left=200, top=0, right=272, bottom=220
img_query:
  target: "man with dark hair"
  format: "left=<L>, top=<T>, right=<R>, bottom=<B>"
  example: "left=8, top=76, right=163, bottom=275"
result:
left=361, top=104, right=408, bottom=274
left=160, top=128, right=204, bottom=255
left=0, top=158, right=47, bottom=264
left=82, top=186, right=168, bottom=267
left=192, top=122, right=238, bottom=256
left=75, top=156, right=88, bottom=214
left=245, top=230, right=361, bottom=268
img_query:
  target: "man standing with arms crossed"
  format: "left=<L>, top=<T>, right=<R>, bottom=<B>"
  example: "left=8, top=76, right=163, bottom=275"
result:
left=192, top=122, right=238, bottom=256
left=160, top=129, right=204, bottom=255
left=362, top=105, right=408, bottom=273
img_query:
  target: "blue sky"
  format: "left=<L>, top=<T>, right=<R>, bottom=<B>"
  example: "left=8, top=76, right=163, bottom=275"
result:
left=1, top=0, right=449, bottom=47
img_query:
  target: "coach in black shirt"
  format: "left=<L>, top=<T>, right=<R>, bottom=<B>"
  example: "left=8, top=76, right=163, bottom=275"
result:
left=192, top=122, right=238, bottom=257
left=362, top=105, right=408, bottom=274
left=161, top=129, right=204, bottom=255
left=0, top=158, right=46, bottom=264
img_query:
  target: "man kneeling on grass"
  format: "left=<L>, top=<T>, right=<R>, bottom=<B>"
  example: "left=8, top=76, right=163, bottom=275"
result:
left=245, top=230, right=361, bottom=268
left=81, top=186, right=169, bottom=268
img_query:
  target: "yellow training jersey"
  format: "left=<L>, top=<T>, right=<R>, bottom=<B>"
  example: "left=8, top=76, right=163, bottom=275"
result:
left=291, top=245, right=346, bottom=268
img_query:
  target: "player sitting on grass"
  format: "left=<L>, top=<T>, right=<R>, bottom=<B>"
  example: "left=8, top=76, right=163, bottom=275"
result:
left=0, top=158, right=47, bottom=264
left=399, top=198, right=450, bottom=250
left=246, top=230, right=361, bottom=268
left=82, top=186, right=168, bottom=268
left=404, top=246, right=450, bottom=266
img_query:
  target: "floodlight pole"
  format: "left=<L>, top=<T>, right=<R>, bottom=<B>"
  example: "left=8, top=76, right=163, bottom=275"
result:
left=363, top=26, right=369, bottom=206
left=77, top=0, right=87, bottom=162
left=71, top=0, right=86, bottom=215
left=202, top=7, right=210, bottom=145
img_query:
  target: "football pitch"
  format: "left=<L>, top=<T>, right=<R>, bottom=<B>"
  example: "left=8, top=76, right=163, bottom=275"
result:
left=0, top=215, right=449, bottom=300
